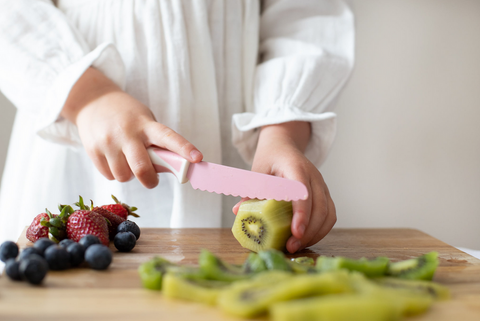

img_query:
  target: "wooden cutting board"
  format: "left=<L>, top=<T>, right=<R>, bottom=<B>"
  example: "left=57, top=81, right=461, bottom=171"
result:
left=0, top=228, right=479, bottom=320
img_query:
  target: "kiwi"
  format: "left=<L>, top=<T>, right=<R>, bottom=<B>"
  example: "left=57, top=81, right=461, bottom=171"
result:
left=350, top=271, right=434, bottom=316
left=269, top=294, right=401, bottom=321
left=162, top=272, right=231, bottom=306
left=258, top=249, right=293, bottom=272
left=289, top=256, right=316, bottom=274
left=387, top=252, right=439, bottom=280
left=217, top=270, right=353, bottom=318
left=373, top=277, right=450, bottom=301
left=232, top=199, right=293, bottom=252
left=242, top=252, right=268, bottom=274
left=316, top=255, right=390, bottom=277
left=198, top=249, right=250, bottom=282
left=292, top=256, right=315, bottom=265
left=138, top=257, right=176, bottom=290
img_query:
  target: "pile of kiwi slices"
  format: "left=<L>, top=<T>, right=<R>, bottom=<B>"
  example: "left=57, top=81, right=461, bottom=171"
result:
left=138, top=247, right=449, bottom=321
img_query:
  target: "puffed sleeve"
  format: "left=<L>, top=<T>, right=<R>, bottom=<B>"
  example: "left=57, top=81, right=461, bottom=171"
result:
left=232, top=0, right=354, bottom=166
left=0, top=0, right=125, bottom=146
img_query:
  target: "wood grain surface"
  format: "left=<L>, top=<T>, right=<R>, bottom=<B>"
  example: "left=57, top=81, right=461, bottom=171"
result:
left=0, top=228, right=479, bottom=320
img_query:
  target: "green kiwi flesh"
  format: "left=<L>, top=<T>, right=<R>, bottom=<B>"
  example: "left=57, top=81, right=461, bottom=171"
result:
left=292, top=256, right=315, bottom=265
left=373, top=277, right=450, bottom=301
left=232, top=199, right=293, bottom=252
left=137, top=257, right=176, bottom=290
left=269, top=294, right=401, bottom=321
left=387, top=252, right=439, bottom=280
left=350, top=272, right=434, bottom=316
left=316, top=255, right=390, bottom=277
left=259, top=249, right=293, bottom=272
left=162, top=272, right=231, bottom=306
left=242, top=252, right=268, bottom=274
left=198, top=249, right=250, bottom=282
left=217, top=270, right=353, bottom=318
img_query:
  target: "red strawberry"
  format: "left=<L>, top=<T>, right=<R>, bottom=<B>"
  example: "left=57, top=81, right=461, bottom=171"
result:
left=26, top=212, right=54, bottom=243
left=66, top=210, right=109, bottom=246
left=91, top=206, right=126, bottom=240
left=101, top=195, right=139, bottom=220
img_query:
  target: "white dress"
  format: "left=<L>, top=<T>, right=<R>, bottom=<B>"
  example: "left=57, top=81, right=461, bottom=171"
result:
left=0, top=0, right=354, bottom=244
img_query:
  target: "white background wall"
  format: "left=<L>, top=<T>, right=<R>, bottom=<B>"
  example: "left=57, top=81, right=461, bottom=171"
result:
left=0, top=0, right=479, bottom=249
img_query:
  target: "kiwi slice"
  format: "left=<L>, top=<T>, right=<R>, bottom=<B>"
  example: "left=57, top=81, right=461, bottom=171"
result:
left=289, top=257, right=316, bottom=274
left=198, top=249, right=250, bottom=282
left=232, top=199, right=293, bottom=252
left=387, top=252, right=439, bottom=281
left=138, top=257, right=176, bottom=290
left=162, top=272, right=231, bottom=306
left=373, top=277, right=450, bottom=301
left=242, top=252, right=268, bottom=274
left=259, top=249, right=293, bottom=272
left=292, top=256, right=315, bottom=265
left=217, top=270, right=353, bottom=318
left=316, top=255, right=390, bottom=277
left=269, top=294, right=401, bottom=321
left=350, top=271, right=434, bottom=316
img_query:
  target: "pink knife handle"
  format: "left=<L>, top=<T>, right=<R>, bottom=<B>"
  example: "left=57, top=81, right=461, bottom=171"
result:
left=147, top=147, right=190, bottom=184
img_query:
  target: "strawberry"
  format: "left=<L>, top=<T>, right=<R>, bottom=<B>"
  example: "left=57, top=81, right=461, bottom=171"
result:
left=91, top=206, right=126, bottom=240
left=66, top=209, right=109, bottom=246
left=26, top=212, right=53, bottom=243
left=101, top=195, right=139, bottom=220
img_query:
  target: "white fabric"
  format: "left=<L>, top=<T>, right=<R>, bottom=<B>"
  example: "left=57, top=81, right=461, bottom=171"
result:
left=0, top=0, right=355, bottom=245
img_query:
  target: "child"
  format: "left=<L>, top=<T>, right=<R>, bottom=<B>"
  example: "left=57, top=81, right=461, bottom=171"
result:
left=0, top=0, right=354, bottom=253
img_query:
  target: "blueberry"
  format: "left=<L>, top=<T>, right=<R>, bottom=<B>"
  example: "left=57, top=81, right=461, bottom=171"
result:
left=79, top=235, right=101, bottom=249
left=117, top=220, right=140, bottom=240
left=5, top=258, right=22, bottom=281
left=33, top=238, right=56, bottom=255
left=0, top=241, right=19, bottom=262
left=18, top=247, right=43, bottom=260
left=59, top=239, right=75, bottom=249
left=85, top=244, right=112, bottom=270
left=67, top=242, right=85, bottom=267
left=44, top=245, right=70, bottom=270
left=114, top=232, right=136, bottom=252
left=19, top=254, right=49, bottom=285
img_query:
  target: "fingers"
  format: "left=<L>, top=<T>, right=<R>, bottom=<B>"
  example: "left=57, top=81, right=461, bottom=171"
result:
left=286, top=184, right=335, bottom=253
left=123, top=142, right=159, bottom=188
left=145, top=123, right=203, bottom=163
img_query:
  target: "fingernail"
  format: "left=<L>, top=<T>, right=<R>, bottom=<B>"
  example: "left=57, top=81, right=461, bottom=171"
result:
left=190, top=149, right=202, bottom=161
left=293, top=240, right=302, bottom=252
left=298, top=224, right=306, bottom=237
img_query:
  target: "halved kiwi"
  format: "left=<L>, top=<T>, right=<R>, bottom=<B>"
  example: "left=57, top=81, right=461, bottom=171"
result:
left=217, top=270, right=353, bottom=318
left=162, top=272, right=231, bottom=306
left=387, top=252, right=439, bottom=281
left=316, top=255, right=390, bottom=277
left=232, top=199, right=293, bottom=252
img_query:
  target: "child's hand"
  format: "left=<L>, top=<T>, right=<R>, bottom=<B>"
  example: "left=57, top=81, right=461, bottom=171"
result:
left=61, top=67, right=203, bottom=188
left=232, top=121, right=336, bottom=253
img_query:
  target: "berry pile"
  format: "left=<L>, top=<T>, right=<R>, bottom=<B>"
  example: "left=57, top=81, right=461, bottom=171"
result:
left=1, top=235, right=111, bottom=284
left=1, top=195, right=141, bottom=285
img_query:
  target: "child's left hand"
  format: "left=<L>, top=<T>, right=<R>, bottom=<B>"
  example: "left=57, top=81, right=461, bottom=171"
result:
left=232, top=121, right=336, bottom=253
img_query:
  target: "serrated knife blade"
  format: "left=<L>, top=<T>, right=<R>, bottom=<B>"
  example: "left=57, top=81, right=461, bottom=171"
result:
left=148, top=147, right=308, bottom=201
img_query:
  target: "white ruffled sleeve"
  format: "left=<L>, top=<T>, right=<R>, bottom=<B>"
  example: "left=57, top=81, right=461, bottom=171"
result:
left=0, top=0, right=126, bottom=146
left=232, top=0, right=355, bottom=166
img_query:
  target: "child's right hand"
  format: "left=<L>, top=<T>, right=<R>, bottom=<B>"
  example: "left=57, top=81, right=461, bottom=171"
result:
left=61, top=67, right=203, bottom=188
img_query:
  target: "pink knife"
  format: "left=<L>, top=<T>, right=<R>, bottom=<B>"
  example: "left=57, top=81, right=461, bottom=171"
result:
left=147, top=147, right=308, bottom=201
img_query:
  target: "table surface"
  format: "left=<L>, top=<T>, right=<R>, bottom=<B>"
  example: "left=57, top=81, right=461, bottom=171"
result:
left=1, top=228, right=479, bottom=320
